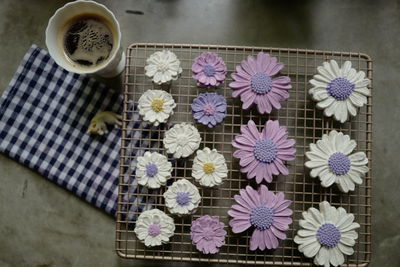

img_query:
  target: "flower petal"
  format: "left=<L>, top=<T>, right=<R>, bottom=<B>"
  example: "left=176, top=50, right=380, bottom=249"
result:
left=250, top=229, right=262, bottom=251
left=314, top=246, right=329, bottom=267
left=299, top=239, right=321, bottom=258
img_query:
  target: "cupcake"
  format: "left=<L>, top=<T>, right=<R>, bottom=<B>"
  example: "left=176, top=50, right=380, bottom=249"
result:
left=229, top=52, right=292, bottom=114
left=134, top=209, right=175, bottom=247
left=145, top=50, right=182, bottom=85
left=309, top=60, right=371, bottom=123
left=138, top=89, right=176, bottom=126
left=192, top=52, right=227, bottom=88
left=294, top=201, right=360, bottom=267
left=192, top=147, right=228, bottom=187
left=228, top=185, right=292, bottom=251
left=163, top=179, right=201, bottom=215
left=305, top=130, right=369, bottom=193
left=163, top=123, right=201, bottom=158
left=191, top=93, right=227, bottom=128
left=135, top=151, right=172, bottom=189
left=232, top=120, right=296, bottom=183
left=190, top=215, right=227, bottom=254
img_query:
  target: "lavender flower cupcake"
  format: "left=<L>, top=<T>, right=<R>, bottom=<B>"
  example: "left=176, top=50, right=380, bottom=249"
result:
left=192, top=93, right=227, bottom=128
left=192, top=52, right=227, bottom=88
left=229, top=52, right=292, bottom=114
left=228, top=185, right=293, bottom=251
left=231, top=120, right=296, bottom=184
left=191, top=215, right=227, bottom=254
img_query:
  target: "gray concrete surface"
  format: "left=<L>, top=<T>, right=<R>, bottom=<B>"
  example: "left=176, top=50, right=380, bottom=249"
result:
left=0, top=0, right=399, bottom=266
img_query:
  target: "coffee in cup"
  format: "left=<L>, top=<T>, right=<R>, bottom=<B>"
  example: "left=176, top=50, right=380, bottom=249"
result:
left=62, top=13, right=115, bottom=69
left=46, top=1, right=125, bottom=77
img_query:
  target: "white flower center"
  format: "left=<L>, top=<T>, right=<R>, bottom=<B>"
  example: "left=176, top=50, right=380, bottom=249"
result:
left=176, top=135, right=189, bottom=146
left=157, top=61, right=170, bottom=72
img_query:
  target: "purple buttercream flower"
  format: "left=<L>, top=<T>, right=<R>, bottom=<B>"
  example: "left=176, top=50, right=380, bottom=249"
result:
left=229, top=52, right=292, bottom=114
left=192, top=93, right=227, bottom=128
left=232, top=120, right=296, bottom=183
left=192, top=52, right=227, bottom=88
left=228, top=185, right=292, bottom=251
left=190, top=215, right=227, bottom=254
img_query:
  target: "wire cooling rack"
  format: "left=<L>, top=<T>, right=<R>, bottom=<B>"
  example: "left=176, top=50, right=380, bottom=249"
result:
left=116, top=43, right=372, bottom=266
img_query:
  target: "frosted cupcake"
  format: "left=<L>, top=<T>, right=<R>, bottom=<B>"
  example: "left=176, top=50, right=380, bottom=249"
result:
left=191, top=93, right=227, bottom=128
left=163, top=123, right=201, bottom=158
left=229, top=52, right=292, bottom=114
left=138, top=89, right=176, bottom=126
left=191, top=215, right=227, bottom=254
left=192, top=147, right=228, bottom=187
left=228, top=185, right=293, bottom=251
left=192, top=52, right=227, bottom=88
left=163, top=179, right=201, bottom=215
left=232, top=120, right=296, bottom=184
left=309, top=60, right=371, bottom=123
left=305, top=130, right=369, bottom=193
left=294, top=201, right=360, bottom=266
left=145, top=50, right=182, bottom=85
left=134, top=209, right=175, bottom=247
left=136, top=151, right=172, bottom=189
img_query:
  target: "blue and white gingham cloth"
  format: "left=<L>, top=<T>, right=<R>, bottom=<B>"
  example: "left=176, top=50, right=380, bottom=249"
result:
left=0, top=45, right=154, bottom=217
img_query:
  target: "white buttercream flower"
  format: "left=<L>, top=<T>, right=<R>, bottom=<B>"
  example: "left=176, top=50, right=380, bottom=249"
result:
left=138, top=89, right=176, bottom=126
left=136, top=151, right=172, bottom=189
left=145, top=50, right=183, bottom=85
left=163, top=179, right=201, bottom=215
left=309, top=60, right=371, bottom=123
left=134, top=209, right=175, bottom=247
left=305, top=130, right=368, bottom=193
left=294, top=201, right=360, bottom=267
left=163, top=123, right=201, bottom=158
left=192, top=147, right=228, bottom=187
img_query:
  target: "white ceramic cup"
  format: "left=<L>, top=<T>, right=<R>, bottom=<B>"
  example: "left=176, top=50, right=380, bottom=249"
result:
left=45, top=0, right=125, bottom=78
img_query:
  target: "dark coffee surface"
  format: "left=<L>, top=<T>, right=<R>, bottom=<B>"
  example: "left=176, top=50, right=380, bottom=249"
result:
left=63, top=15, right=113, bottom=67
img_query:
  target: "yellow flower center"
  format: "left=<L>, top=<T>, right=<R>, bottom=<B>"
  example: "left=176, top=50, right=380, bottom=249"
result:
left=203, top=162, right=215, bottom=174
left=151, top=99, right=164, bottom=113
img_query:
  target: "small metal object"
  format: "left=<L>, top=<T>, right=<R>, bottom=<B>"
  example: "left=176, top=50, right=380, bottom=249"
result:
left=116, top=43, right=372, bottom=266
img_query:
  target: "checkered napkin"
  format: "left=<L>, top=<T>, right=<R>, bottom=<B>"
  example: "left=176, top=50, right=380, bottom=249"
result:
left=0, top=45, right=155, bottom=217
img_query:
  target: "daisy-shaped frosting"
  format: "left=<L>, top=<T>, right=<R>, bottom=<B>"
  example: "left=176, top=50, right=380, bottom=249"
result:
left=191, top=215, right=227, bottom=254
left=309, top=60, right=371, bottom=123
left=138, top=89, right=176, bottom=126
left=163, top=123, right=201, bottom=158
left=134, top=209, right=175, bottom=247
left=145, top=50, right=183, bottom=85
left=294, top=201, right=360, bottom=267
left=228, top=185, right=292, bottom=250
left=163, top=179, right=201, bottom=215
left=229, top=52, right=292, bottom=114
left=192, top=52, right=227, bottom=88
left=136, top=151, right=172, bottom=189
left=192, top=93, right=227, bottom=128
left=192, top=147, right=228, bottom=187
left=305, top=130, right=369, bottom=193
left=232, top=120, right=296, bottom=183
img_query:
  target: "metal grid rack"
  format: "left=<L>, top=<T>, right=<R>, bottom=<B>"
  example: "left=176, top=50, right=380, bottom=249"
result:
left=116, top=43, right=372, bottom=266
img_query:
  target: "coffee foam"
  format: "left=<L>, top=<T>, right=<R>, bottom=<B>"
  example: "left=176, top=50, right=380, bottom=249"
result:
left=64, top=18, right=113, bottom=67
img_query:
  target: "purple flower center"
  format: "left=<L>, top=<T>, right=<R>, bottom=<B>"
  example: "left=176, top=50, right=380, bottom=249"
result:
left=203, top=104, right=216, bottom=115
left=145, top=163, right=158, bottom=177
left=327, top=77, right=355, bottom=100
left=328, top=152, right=351, bottom=175
left=251, top=72, right=273, bottom=94
left=202, top=227, right=214, bottom=241
left=148, top=223, right=161, bottom=237
left=317, top=223, right=341, bottom=248
left=253, top=138, right=278, bottom=163
left=250, top=206, right=275, bottom=230
left=176, top=192, right=191, bottom=206
left=203, top=64, right=216, bottom=77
